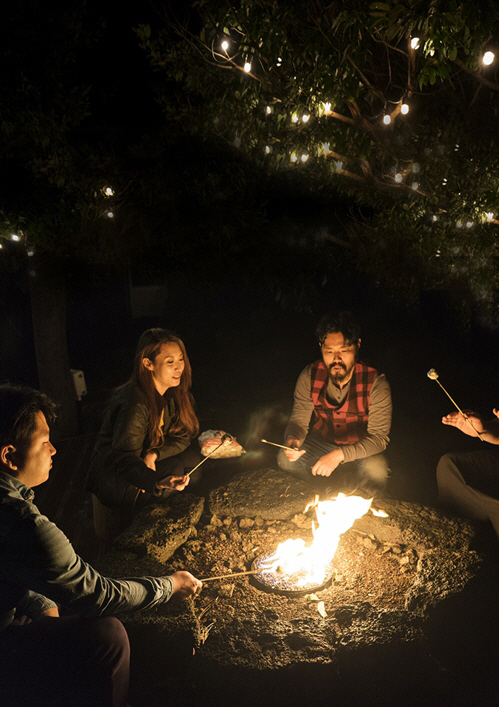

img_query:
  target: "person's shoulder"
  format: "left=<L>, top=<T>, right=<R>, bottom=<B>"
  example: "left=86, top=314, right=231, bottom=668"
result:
left=113, top=382, right=148, bottom=408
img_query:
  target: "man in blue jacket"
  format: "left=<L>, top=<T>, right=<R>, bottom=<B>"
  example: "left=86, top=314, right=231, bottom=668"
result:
left=0, top=384, right=202, bottom=707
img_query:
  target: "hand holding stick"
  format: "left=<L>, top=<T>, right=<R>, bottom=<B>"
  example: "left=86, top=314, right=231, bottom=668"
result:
left=427, top=369, right=485, bottom=441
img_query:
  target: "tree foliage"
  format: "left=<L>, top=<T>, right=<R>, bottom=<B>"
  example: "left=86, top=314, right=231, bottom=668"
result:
left=138, top=0, right=499, bottom=322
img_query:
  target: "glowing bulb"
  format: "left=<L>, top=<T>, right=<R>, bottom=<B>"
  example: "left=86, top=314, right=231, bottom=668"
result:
left=335, top=160, right=343, bottom=170
left=291, top=113, right=298, bottom=123
left=395, top=173, right=403, bottom=183
left=107, top=211, right=114, bottom=218
left=411, top=182, right=419, bottom=190
left=221, top=40, right=229, bottom=52
left=277, top=57, right=282, bottom=66
left=302, top=114, right=310, bottom=123
left=322, top=142, right=330, bottom=152
left=266, top=106, right=271, bottom=115
left=291, top=153, right=297, bottom=163
left=0, top=243, right=3, bottom=249
left=401, top=103, right=409, bottom=115
left=483, top=51, right=495, bottom=65
left=27, top=249, right=34, bottom=257
left=383, top=115, right=391, bottom=125
left=457, top=220, right=462, bottom=228
left=11, top=234, right=20, bottom=241
left=265, top=145, right=270, bottom=154
left=244, top=62, right=252, bottom=73
left=323, top=102, right=331, bottom=113
left=432, top=215, right=438, bottom=222
left=411, top=37, right=420, bottom=49
left=436, top=250, right=441, bottom=257
left=486, top=212, right=494, bottom=221
left=466, top=220, right=473, bottom=228
left=234, top=137, right=241, bottom=147
left=104, top=186, right=114, bottom=196
left=301, top=153, right=308, bottom=163
left=412, top=163, right=420, bottom=173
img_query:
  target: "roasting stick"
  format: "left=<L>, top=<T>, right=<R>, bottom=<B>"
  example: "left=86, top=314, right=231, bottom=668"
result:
left=261, top=439, right=295, bottom=451
left=427, top=368, right=485, bottom=441
left=199, top=569, right=262, bottom=582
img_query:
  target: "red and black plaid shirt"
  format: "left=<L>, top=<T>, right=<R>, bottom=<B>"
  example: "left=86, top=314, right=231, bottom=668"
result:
left=310, top=360, right=377, bottom=444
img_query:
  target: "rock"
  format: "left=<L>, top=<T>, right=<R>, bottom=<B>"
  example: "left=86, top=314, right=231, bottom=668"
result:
left=209, top=468, right=316, bottom=520
left=223, top=517, right=233, bottom=526
left=363, top=537, right=377, bottom=551
left=291, top=513, right=313, bottom=529
left=254, top=517, right=265, bottom=527
left=112, top=493, right=204, bottom=564
left=239, top=517, right=255, bottom=528
left=210, top=515, right=223, bottom=526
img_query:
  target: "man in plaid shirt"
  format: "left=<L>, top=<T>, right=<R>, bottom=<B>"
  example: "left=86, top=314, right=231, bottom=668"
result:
left=278, top=312, right=391, bottom=496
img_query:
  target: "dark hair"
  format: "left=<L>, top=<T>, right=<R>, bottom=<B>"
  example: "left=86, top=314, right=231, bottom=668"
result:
left=128, top=328, right=199, bottom=448
left=316, top=311, right=361, bottom=347
left=0, top=384, right=56, bottom=460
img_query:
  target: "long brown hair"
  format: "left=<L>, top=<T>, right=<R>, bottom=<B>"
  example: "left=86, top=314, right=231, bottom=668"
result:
left=129, top=328, right=199, bottom=450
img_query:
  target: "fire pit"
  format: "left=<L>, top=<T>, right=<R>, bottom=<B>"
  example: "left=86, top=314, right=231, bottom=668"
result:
left=249, top=492, right=373, bottom=595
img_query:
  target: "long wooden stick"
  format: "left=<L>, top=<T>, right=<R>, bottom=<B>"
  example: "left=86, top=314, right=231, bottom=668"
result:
left=261, top=438, right=295, bottom=451
left=199, top=569, right=265, bottom=582
left=434, top=379, right=485, bottom=441
left=186, top=440, right=225, bottom=476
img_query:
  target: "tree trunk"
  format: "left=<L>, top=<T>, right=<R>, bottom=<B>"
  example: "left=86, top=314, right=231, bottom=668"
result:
left=28, top=255, right=79, bottom=439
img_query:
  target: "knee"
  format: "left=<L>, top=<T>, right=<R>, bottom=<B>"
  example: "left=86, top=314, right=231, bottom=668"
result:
left=436, top=453, right=459, bottom=484
left=277, top=449, right=294, bottom=472
left=92, top=617, right=130, bottom=661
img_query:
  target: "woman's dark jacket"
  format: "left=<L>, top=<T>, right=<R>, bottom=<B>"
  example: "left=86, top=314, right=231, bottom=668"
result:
left=86, top=383, right=190, bottom=508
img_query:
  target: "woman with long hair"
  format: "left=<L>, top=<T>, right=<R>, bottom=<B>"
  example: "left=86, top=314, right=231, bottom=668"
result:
left=87, top=328, right=201, bottom=540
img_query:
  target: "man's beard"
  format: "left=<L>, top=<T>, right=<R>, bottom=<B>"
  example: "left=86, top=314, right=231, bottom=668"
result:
left=328, top=361, right=355, bottom=385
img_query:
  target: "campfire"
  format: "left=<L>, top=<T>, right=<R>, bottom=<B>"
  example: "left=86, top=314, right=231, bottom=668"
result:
left=252, top=493, right=376, bottom=595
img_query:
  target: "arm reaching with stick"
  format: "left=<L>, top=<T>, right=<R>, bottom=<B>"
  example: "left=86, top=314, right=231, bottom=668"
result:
left=442, top=409, right=499, bottom=444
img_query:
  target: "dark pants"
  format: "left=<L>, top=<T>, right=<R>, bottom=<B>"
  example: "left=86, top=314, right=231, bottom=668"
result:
left=277, top=433, right=389, bottom=495
left=0, top=615, right=130, bottom=707
left=437, top=449, right=499, bottom=539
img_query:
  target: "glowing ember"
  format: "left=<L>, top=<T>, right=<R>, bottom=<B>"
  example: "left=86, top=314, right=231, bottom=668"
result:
left=254, top=493, right=373, bottom=593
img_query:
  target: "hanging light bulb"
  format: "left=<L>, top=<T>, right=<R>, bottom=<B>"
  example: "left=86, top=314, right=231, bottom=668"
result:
left=301, top=153, right=309, bottom=162
left=411, top=37, right=420, bottom=49
left=411, top=182, right=419, bottom=190
left=302, top=114, right=310, bottom=123
left=335, top=160, right=343, bottom=170
left=383, top=115, right=391, bottom=125
left=10, top=234, right=20, bottom=241
left=486, top=212, right=494, bottom=221
left=291, top=113, right=298, bottom=123
left=401, top=103, right=409, bottom=115
left=395, top=173, right=403, bottom=183
left=483, top=51, right=495, bottom=65
left=27, top=249, right=34, bottom=257
left=103, top=186, right=114, bottom=197
left=221, top=39, right=229, bottom=52
left=265, top=145, right=271, bottom=154
left=244, top=61, right=252, bottom=73
left=432, top=215, right=438, bottom=222
left=234, top=137, right=241, bottom=147
left=466, top=220, right=473, bottom=228
left=412, top=163, right=420, bottom=173
left=290, top=152, right=297, bottom=163
left=107, top=211, right=114, bottom=218
left=276, top=57, right=282, bottom=66
left=322, top=142, right=330, bottom=153
left=456, top=220, right=462, bottom=228
left=323, top=102, right=331, bottom=113
left=266, top=106, right=271, bottom=115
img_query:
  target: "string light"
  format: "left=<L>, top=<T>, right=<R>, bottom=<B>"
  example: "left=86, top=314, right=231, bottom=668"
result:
left=322, top=142, right=330, bottom=152
left=436, top=250, right=441, bottom=257
left=486, top=212, right=494, bottom=221
left=27, top=249, right=34, bottom=257
left=466, top=220, right=473, bottom=228
left=395, top=173, right=403, bottom=183
left=266, top=106, right=271, bottom=115
left=107, top=211, right=114, bottom=218
left=243, top=61, right=252, bottom=73
left=383, top=115, right=391, bottom=125
left=0, top=243, right=3, bottom=249
left=432, top=215, right=438, bottom=222
left=291, top=113, right=298, bottom=123
left=457, top=220, right=462, bottom=228
left=411, top=37, right=420, bottom=49
left=10, top=234, right=20, bottom=241
left=302, top=114, right=310, bottom=123
left=276, top=57, right=282, bottom=66
left=265, top=145, right=270, bottom=154
left=234, top=137, right=241, bottom=147
left=483, top=51, right=495, bottom=65
left=290, top=153, right=298, bottom=163
left=401, top=103, right=409, bottom=115
left=103, top=187, right=114, bottom=197
left=412, top=163, right=420, bottom=173
left=411, top=182, right=419, bottom=190
left=323, top=102, right=331, bottom=113
left=221, top=40, right=229, bottom=52
left=301, top=153, right=309, bottom=162
left=335, top=160, right=343, bottom=170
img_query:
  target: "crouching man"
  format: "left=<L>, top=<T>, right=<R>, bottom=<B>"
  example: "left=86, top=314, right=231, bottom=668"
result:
left=278, top=312, right=392, bottom=496
left=0, top=384, right=202, bottom=707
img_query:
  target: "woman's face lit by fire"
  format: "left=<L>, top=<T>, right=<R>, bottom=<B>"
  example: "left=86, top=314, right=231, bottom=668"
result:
left=321, top=331, right=359, bottom=386
left=143, top=342, right=185, bottom=395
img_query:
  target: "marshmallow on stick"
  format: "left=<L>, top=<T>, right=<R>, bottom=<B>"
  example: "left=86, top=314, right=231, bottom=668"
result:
left=427, top=369, right=484, bottom=441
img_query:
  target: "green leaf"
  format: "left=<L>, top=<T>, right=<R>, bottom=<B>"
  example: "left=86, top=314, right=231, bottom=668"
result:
left=370, top=2, right=391, bottom=11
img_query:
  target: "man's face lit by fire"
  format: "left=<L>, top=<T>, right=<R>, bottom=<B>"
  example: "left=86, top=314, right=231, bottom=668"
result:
left=321, top=331, right=359, bottom=387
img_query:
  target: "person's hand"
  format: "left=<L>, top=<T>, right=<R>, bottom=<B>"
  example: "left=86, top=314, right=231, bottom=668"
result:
left=144, top=451, right=157, bottom=471
left=170, top=571, right=202, bottom=599
left=311, top=448, right=344, bottom=476
left=155, top=474, right=190, bottom=492
left=284, top=437, right=306, bottom=462
left=442, top=410, right=485, bottom=437
left=39, top=607, right=59, bottom=618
